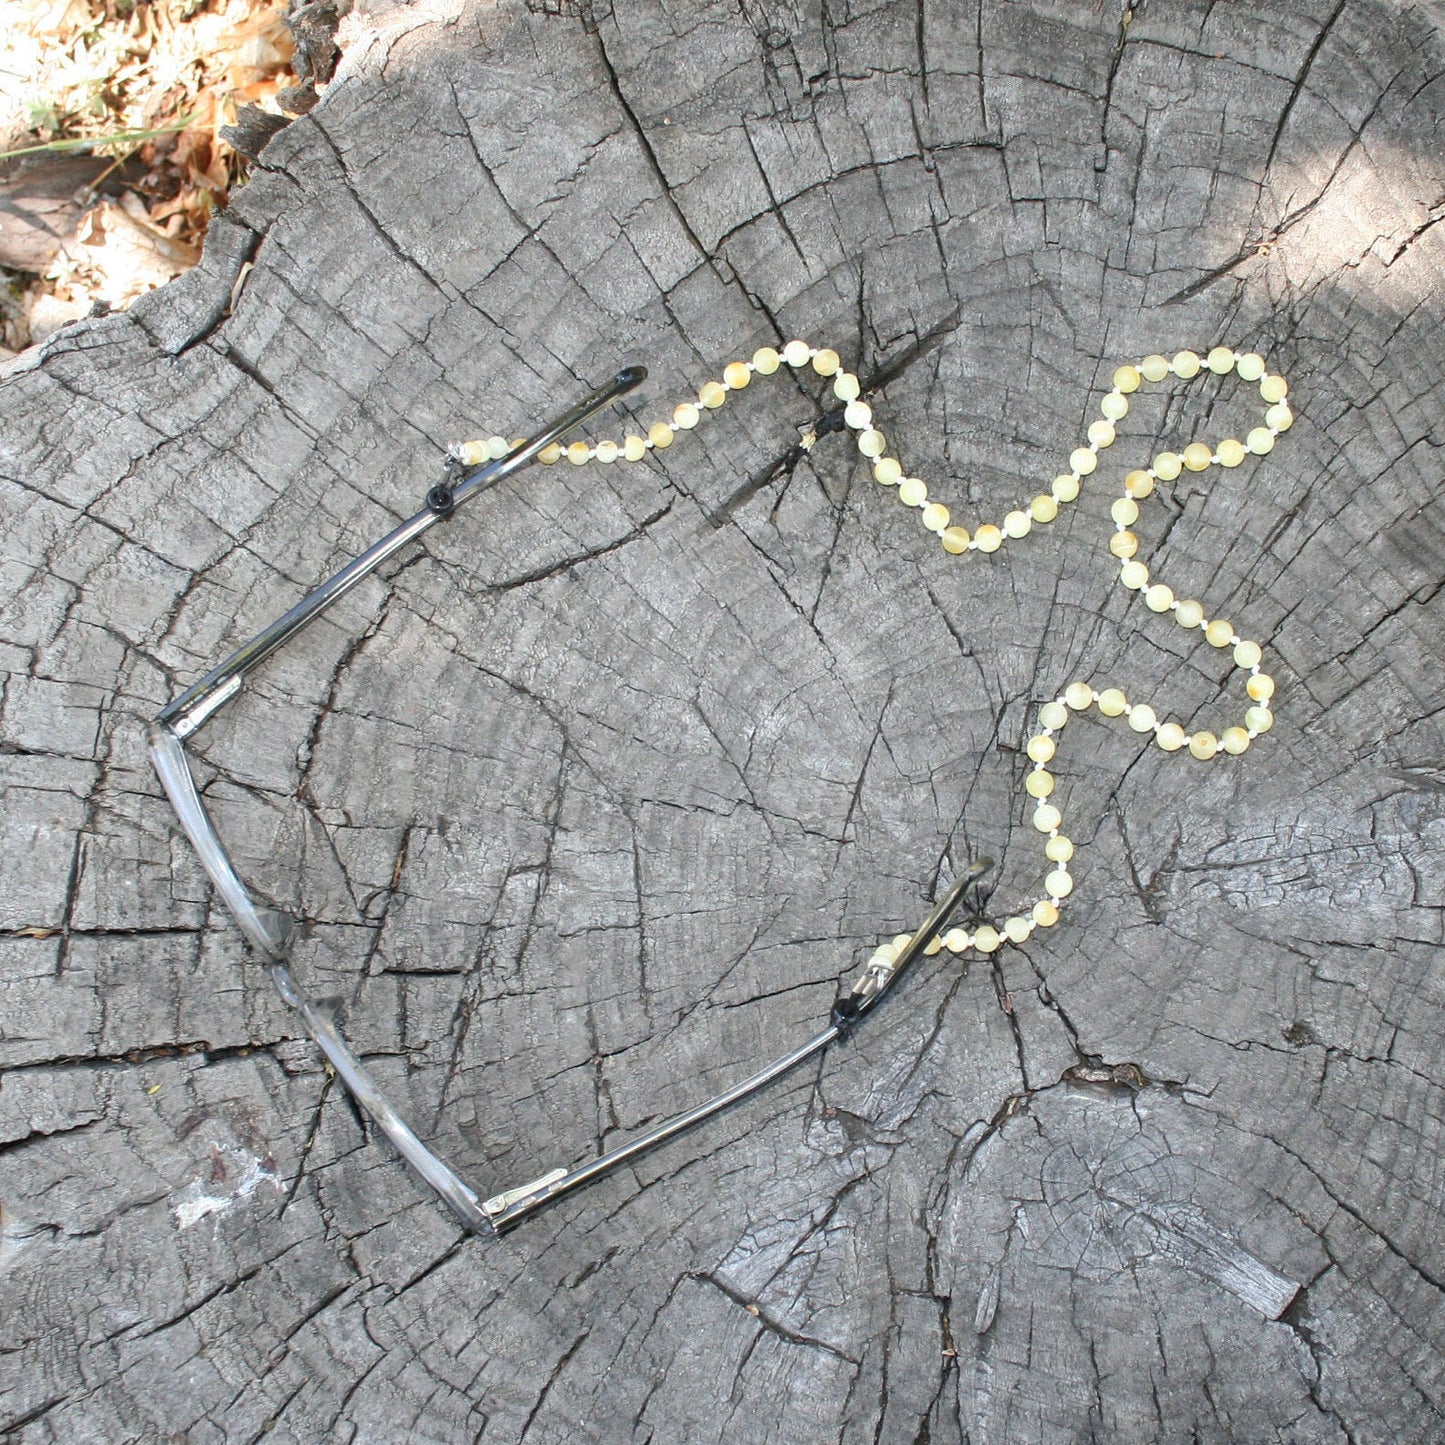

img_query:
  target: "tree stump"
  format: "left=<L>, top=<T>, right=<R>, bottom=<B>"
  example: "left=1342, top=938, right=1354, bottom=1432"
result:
left=2, top=2, right=1442, bottom=1440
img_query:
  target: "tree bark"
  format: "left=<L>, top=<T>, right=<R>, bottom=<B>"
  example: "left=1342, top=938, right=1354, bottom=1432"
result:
left=2, top=1, right=1442, bottom=1440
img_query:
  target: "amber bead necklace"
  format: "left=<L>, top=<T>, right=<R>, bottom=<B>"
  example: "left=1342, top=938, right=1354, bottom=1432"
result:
left=455, top=341, right=1288, bottom=976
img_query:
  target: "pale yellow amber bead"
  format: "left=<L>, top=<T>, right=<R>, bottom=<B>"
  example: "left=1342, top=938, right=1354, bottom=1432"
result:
left=1141, top=354, right=1170, bottom=382
left=875, top=943, right=900, bottom=966
left=974, top=925, right=1001, bottom=953
left=859, top=429, right=887, bottom=458
left=1098, top=688, right=1127, bottom=716
left=1246, top=705, right=1274, bottom=733
left=783, top=339, right=811, bottom=367
left=1221, top=726, right=1250, bottom=754
left=1173, top=350, right=1201, bottom=378
left=456, top=440, right=487, bottom=466
left=1031, top=494, right=1059, bottom=523
left=1154, top=451, right=1182, bottom=480
left=1033, top=900, right=1060, bottom=927
left=595, top=439, right=620, bottom=464
left=1004, top=916, right=1032, bottom=944
left=922, top=502, right=951, bottom=532
left=944, top=927, right=971, bottom=953
left=1088, top=420, right=1116, bottom=448
left=1147, top=584, right=1175, bottom=616
left=975, top=524, right=1003, bottom=552
left=1175, top=598, right=1204, bottom=629
left=1110, top=531, right=1139, bottom=559
left=833, top=372, right=860, bottom=401
left=1114, top=365, right=1142, bottom=393
left=941, top=526, right=970, bottom=554
left=1026, top=769, right=1055, bottom=798
left=493, top=436, right=516, bottom=459
left=1003, top=510, right=1031, bottom=538
left=1157, top=722, right=1187, bottom=751
left=892, top=933, right=912, bottom=950
left=539, top=443, right=562, bottom=464
left=1233, top=640, right=1262, bottom=669
left=1101, top=391, right=1129, bottom=420
left=1217, top=438, right=1246, bottom=467
left=648, top=422, right=674, bottom=449
left=1040, top=701, right=1069, bottom=730
left=1247, top=673, right=1275, bottom=701
left=925, top=934, right=944, bottom=956
left=1066, top=681, right=1094, bottom=710
left=699, top=381, right=727, bottom=409
left=1207, top=346, right=1236, bottom=375
left=1111, top=497, right=1139, bottom=526
left=1236, top=352, right=1266, bottom=381
left=1190, top=731, right=1218, bottom=760
left=1183, top=441, right=1213, bottom=471
left=1125, top=469, right=1154, bottom=498
left=1267, top=403, right=1293, bottom=431
left=1033, top=803, right=1062, bottom=832
left=1052, top=475, right=1080, bottom=503
left=1260, top=374, right=1288, bottom=403
left=723, top=361, right=751, bottom=390
left=1128, top=703, right=1156, bottom=732
left=844, top=401, right=872, bottom=429
left=898, top=477, right=928, bottom=507
left=623, top=435, right=648, bottom=461
left=1045, top=835, right=1074, bottom=863
left=1045, top=870, right=1074, bottom=899
left=1119, top=560, right=1149, bottom=590
left=812, top=347, right=840, bottom=376
left=567, top=440, right=592, bottom=465
left=1248, top=426, right=1275, bottom=455
left=873, top=457, right=902, bottom=485
left=752, top=347, right=781, bottom=375
left=1205, top=619, right=1233, bottom=647
left=1027, top=734, right=1056, bottom=763
left=1070, top=447, right=1097, bottom=476
left=673, top=402, right=700, bottom=430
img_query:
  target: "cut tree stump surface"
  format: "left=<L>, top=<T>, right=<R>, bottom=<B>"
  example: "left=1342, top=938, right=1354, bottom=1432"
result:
left=2, top=1, right=1443, bottom=1441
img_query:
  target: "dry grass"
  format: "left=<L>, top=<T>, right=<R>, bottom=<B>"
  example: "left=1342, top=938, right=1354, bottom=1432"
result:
left=1, top=0, right=297, bottom=352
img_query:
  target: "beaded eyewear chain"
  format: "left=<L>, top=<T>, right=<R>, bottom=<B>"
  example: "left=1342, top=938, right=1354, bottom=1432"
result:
left=150, top=341, right=1289, bottom=1233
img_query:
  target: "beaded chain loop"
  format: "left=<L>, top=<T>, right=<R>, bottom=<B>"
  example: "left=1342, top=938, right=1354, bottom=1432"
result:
left=454, top=342, right=1288, bottom=967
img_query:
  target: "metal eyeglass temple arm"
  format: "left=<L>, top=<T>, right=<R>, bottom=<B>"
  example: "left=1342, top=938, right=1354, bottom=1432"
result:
left=480, top=857, right=993, bottom=1232
left=158, top=366, right=647, bottom=740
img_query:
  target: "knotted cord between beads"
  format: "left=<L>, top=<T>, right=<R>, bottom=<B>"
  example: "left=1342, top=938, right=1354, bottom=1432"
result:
left=453, top=341, right=1289, bottom=966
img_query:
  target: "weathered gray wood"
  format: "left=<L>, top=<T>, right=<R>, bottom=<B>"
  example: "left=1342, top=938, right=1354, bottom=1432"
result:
left=2, top=0, right=1443, bottom=1440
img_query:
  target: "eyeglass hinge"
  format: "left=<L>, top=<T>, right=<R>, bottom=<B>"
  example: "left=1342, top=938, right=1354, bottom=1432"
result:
left=481, top=1167, right=567, bottom=1219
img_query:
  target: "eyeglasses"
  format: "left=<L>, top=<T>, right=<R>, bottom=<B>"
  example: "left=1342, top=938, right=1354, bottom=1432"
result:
left=149, top=366, right=988, bottom=1234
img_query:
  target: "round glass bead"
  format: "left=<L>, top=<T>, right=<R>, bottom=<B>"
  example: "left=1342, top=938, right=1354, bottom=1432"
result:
left=1183, top=441, right=1213, bottom=471
left=1033, top=803, right=1062, bottom=832
left=1233, top=640, right=1262, bottom=669
left=752, top=346, right=781, bottom=374
left=1097, top=688, right=1127, bottom=716
left=1031, top=494, right=1059, bottom=523
left=922, top=502, right=951, bottom=533
left=1033, top=900, right=1060, bottom=927
left=1111, top=497, right=1139, bottom=526
left=1045, top=870, right=1074, bottom=899
left=1236, top=352, right=1266, bottom=381
left=1113, top=365, right=1142, bottom=393
left=1154, top=451, right=1183, bottom=481
left=648, top=422, right=674, bottom=448
left=873, top=456, right=902, bottom=485
left=1145, top=584, right=1174, bottom=612
left=1205, top=619, right=1233, bottom=647
left=812, top=347, right=841, bottom=376
left=1140, top=354, right=1170, bottom=382
left=1216, top=438, right=1246, bottom=467
left=1044, top=835, right=1073, bottom=863
left=1003, top=509, right=1031, bottom=538
left=1157, top=722, right=1187, bottom=751
left=1065, top=682, right=1094, bottom=710
left=941, top=526, right=970, bottom=554
left=1119, top=560, right=1149, bottom=590
left=783, top=339, right=811, bottom=367
left=898, top=477, right=928, bottom=507
left=1039, top=701, right=1069, bottom=730
left=1027, top=734, right=1056, bottom=763
left=833, top=372, right=860, bottom=401
left=1070, top=447, right=1097, bottom=476
left=1128, top=703, right=1156, bottom=732
left=1174, top=598, right=1204, bottom=629
left=723, top=360, right=751, bottom=389
left=1172, top=350, right=1200, bottom=378
left=1101, top=392, right=1129, bottom=420
left=974, top=524, right=1003, bottom=552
